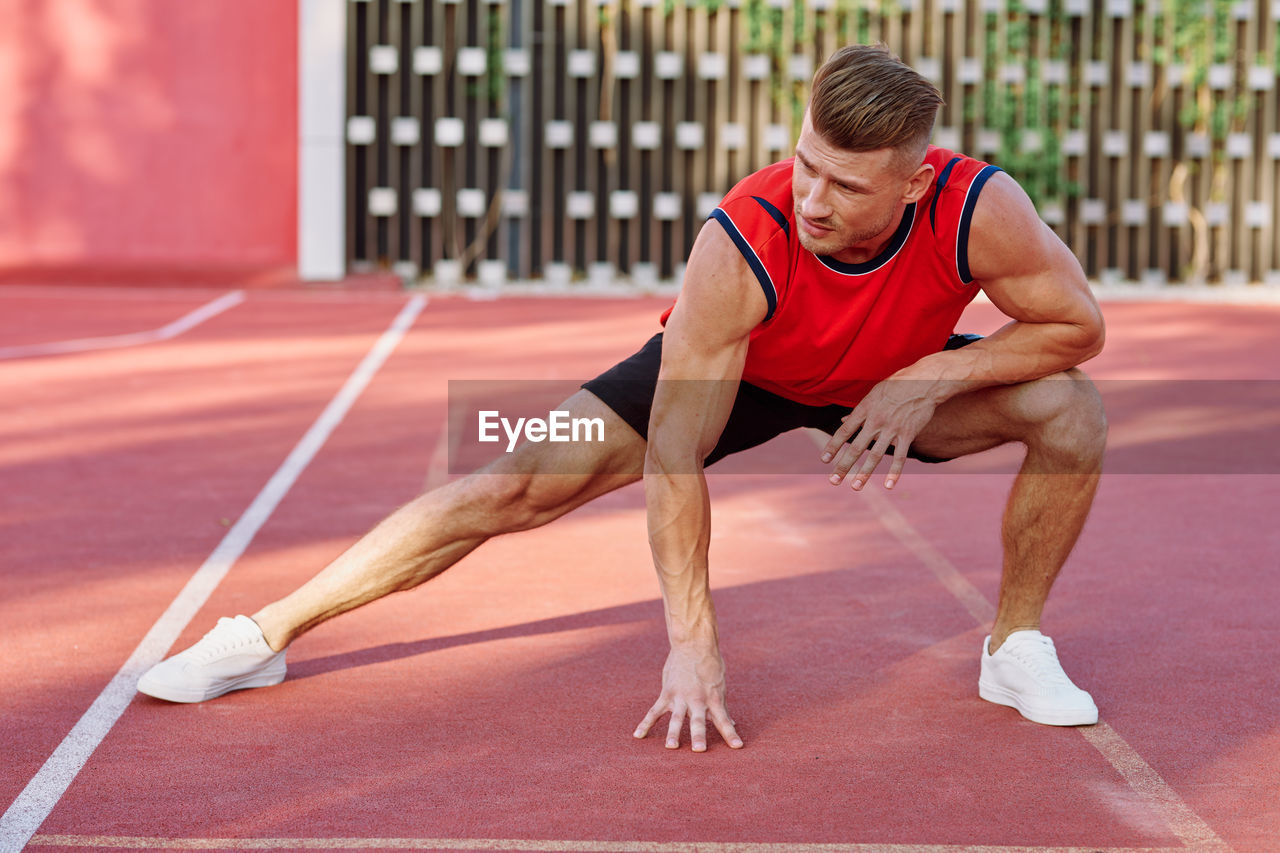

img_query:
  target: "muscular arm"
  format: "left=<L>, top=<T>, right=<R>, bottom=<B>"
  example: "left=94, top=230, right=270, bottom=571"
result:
left=632, top=222, right=767, bottom=752
left=823, top=171, right=1105, bottom=488
left=896, top=171, right=1105, bottom=391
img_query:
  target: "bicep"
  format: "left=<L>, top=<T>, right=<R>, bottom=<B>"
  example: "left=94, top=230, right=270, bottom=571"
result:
left=648, top=223, right=769, bottom=463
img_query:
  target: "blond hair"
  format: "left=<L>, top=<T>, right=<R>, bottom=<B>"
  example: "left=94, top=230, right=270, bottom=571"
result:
left=808, top=44, right=943, bottom=172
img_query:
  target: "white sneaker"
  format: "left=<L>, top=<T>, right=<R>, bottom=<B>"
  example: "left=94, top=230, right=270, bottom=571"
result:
left=138, top=615, right=286, bottom=703
left=978, top=630, right=1098, bottom=726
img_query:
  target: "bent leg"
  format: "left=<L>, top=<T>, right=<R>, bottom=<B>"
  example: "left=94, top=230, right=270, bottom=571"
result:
left=252, top=389, right=646, bottom=650
left=911, top=370, right=1107, bottom=652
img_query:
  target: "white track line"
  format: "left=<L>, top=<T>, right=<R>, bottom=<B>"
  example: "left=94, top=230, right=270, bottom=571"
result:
left=1078, top=725, right=1232, bottom=852
left=0, top=290, right=247, bottom=359
left=804, top=431, right=1229, bottom=853
left=24, top=835, right=1190, bottom=852
left=0, top=295, right=427, bottom=853
left=853, top=488, right=995, bottom=625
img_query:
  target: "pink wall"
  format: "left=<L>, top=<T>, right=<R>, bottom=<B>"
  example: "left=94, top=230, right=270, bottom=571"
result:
left=0, top=0, right=298, bottom=283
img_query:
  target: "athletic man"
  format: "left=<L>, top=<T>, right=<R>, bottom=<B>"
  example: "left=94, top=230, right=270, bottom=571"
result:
left=139, top=45, right=1107, bottom=750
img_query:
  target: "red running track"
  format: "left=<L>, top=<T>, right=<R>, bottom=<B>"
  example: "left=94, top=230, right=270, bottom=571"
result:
left=0, top=285, right=1277, bottom=852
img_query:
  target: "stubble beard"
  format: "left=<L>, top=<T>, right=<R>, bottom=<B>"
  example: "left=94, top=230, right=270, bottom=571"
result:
left=795, top=206, right=897, bottom=258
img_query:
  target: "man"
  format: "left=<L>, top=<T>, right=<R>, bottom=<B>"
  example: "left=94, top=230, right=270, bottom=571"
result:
left=139, top=45, right=1106, bottom=751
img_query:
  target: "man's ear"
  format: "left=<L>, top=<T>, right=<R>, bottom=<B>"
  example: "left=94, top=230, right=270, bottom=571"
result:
left=901, top=163, right=935, bottom=205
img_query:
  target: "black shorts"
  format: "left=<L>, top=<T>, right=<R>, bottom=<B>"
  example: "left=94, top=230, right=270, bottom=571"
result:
left=581, top=332, right=983, bottom=467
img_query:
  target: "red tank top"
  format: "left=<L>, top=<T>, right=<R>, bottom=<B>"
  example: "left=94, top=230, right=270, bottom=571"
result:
left=662, top=147, right=1002, bottom=407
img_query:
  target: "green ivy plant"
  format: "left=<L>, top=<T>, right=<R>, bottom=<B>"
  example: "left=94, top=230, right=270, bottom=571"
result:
left=1170, top=0, right=1251, bottom=148
left=981, top=0, right=1074, bottom=212
left=1162, top=0, right=1269, bottom=279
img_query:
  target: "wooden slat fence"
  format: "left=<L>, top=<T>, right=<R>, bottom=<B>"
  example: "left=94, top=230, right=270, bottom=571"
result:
left=345, top=0, right=1280, bottom=287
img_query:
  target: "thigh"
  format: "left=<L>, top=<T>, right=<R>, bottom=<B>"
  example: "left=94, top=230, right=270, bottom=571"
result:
left=910, top=369, right=1096, bottom=462
left=480, top=389, right=648, bottom=516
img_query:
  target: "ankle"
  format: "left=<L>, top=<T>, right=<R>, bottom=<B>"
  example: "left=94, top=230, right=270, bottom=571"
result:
left=988, top=623, right=1041, bottom=654
left=249, top=611, right=291, bottom=652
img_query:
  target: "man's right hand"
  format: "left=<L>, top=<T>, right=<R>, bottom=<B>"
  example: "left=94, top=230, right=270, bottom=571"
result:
left=633, top=643, right=744, bottom=752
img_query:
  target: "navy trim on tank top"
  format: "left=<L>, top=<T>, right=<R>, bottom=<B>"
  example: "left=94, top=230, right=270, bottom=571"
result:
left=751, top=196, right=790, bottom=238
left=929, top=157, right=962, bottom=232
left=709, top=207, right=779, bottom=321
left=956, top=165, right=1002, bottom=284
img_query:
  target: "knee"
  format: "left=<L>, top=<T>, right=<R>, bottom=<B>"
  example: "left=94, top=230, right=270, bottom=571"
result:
left=1020, top=370, right=1107, bottom=466
left=456, top=471, right=544, bottom=533
left=454, top=465, right=576, bottom=534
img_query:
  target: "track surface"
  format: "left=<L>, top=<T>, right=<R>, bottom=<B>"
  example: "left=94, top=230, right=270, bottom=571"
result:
left=1, top=286, right=1277, bottom=852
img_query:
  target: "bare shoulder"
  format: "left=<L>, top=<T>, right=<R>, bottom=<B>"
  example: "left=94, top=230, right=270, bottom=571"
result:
left=965, top=171, right=1099, bottom=328
left=965, top=171, right=1068, bottom=282
left=666, top=221, right=770, bottom=349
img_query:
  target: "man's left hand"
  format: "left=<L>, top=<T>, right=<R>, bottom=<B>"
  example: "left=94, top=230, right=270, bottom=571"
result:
left=820, top=377, right=940, bottom=490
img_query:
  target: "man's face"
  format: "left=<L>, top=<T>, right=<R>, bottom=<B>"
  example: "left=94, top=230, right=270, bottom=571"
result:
left=791, top=116, right=919, bottom=260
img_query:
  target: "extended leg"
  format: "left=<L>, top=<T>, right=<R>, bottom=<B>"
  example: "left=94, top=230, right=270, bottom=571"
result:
left=138, top=391, right=645, bottom=702
left=254, top=391, right=646, bottom=650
